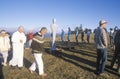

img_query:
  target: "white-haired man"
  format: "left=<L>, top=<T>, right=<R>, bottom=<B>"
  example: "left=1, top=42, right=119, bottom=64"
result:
left=9, top=26, right=26, bottom=69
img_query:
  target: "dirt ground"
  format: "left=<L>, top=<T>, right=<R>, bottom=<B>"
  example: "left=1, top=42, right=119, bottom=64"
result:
left=1, top=34, right=120, bottom=79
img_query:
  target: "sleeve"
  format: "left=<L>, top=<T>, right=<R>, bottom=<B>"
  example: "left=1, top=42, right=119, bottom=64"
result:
left=30, top=40, right=35, bottom=49
left=11, top=32, right=19, bottom=43
left=101, top=29, right=107, bottom=47
left=0, top=37, right=2, bottom=50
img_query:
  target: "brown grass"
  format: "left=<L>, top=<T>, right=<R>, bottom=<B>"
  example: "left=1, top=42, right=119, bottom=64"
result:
left=1, top=34, right=120, bottom=79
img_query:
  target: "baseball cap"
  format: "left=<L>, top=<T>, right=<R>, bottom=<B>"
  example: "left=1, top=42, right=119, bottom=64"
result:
left=99, top=20, right=107, bottom=25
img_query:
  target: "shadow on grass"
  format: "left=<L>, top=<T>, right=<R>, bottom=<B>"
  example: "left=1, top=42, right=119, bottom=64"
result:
left=44, top=48, right=96, bottom=73
left=56, top=42, right=96, bottom=55
left=105, top=65, right=120, bottom=76
left=57, top=46, right=96, bottom=58
left=8, top=49, right=32, bottom=69
left=56, top=41, right=96, bottom=51
left=24, top=58, right=32, bottom=69
left=44, top=48, right=120, bottom=77
left=0, top=60, right=4, bottom=79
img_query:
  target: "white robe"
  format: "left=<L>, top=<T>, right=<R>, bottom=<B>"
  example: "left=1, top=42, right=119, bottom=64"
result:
left=51, top=23, right=57, bottom=50
left=9, top=31, right=26, bottom=67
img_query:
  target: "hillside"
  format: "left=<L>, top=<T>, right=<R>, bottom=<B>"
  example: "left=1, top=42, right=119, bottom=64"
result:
left=1, top=34, right=120, bottom=79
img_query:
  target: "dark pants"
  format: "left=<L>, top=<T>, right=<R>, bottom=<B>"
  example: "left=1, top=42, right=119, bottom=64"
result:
left=62, top=39, right=64, bottom=45
left=76, top=36, right=78, bottom=44
left=61, top=35, right=64, bottom=45
left=87, top=35, right=90, bottom=43
left=81, top=35, right=84, bottom=42
left=118, top=54, right=120, bottom=72
left=111, top=48, right=120, bottom=72
left=96, top=48, right=107, bottom=74
left=111, top=49, right=118, bottom=68
left=109, top=36, right=113, bottom=45
left=68, top=34, right=70, bottom=42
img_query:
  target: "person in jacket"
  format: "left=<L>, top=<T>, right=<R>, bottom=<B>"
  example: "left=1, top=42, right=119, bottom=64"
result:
left=9, top=26, right=26, bottom=69
left=67, top=27, right=71, bottom=42
left=75, top=29, right=79, bottom=44
left=28, top=30, right=33, bottom=48
left=111, top=29, right=120, bottom=74
left=61, top=29, right=65, bottom=45
left=81, top=31, right=84, bottom=43
left=86, top=30, right=91, bottom=43
left=110, top=27, right=119, bottom=68
left=29, top=27, right=47, bottom=77
left=0, top=30, right=11, bottom=66
left=94, top=20, right=108, bottom=76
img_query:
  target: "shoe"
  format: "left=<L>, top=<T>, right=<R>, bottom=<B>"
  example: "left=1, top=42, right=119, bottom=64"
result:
left=95, top=71, right=100, bottom=75
left=4, top=63, right=7, bottom=66
left=18, top=67, right=22, bottom=70
left=25, top=48, right=30, bottom=49
left=2, top=63, right=7, bottom=66
left=99, top=73, right=104, bottom=76
left=99, top=73, right=109, bottom=77
left=39, top=73, right=47, bottom=77
left=29, top=69, right=33, bottom=74
left=10, top=65, right=16, bottom=69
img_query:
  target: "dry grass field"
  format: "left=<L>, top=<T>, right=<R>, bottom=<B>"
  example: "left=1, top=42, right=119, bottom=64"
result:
left=0, top=33, right=120, bottom=79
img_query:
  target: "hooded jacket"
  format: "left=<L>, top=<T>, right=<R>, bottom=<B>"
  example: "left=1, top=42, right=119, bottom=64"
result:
left=0, top=34, right=11, bottom=52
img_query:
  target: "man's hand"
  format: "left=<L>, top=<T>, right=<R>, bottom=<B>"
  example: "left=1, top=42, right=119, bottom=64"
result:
left=20, top=40, right=23, bottom=43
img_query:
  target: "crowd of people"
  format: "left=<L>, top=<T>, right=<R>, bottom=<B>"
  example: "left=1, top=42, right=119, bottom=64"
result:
left=61, top=27, right=92, bottom=45
left=61, top=20, right=120, bottom=76
left=0, top=26, right=47, bottom=77
left=0, top=19, right=120, bottom=77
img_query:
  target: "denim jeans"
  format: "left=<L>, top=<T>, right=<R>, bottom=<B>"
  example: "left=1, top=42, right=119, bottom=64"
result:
left=76, top=36, right=78, bottom=43
left=96, top=48, right=107, bottom=74
left=87, top=35, right=90, bottom=43
left=68, top=34, right=70, bottom=42
left=62, top=39, right=64, bottom=45
left=61, top=36, right=64, bottom=45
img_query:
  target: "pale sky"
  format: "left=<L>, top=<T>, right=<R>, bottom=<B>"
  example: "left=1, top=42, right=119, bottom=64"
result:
left=0, top=0, right=120, bottom=33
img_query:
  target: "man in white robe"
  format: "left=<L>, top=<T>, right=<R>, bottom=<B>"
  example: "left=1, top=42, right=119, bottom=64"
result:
left=9, top=26, right=26, bottom=69
left=50, top=18, right=58, bottom=50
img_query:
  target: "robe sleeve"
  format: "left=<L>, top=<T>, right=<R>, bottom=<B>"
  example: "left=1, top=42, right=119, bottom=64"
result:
left=22, top=33, right=26, bottom=44
left=11, top=32, right=20, bottom=43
